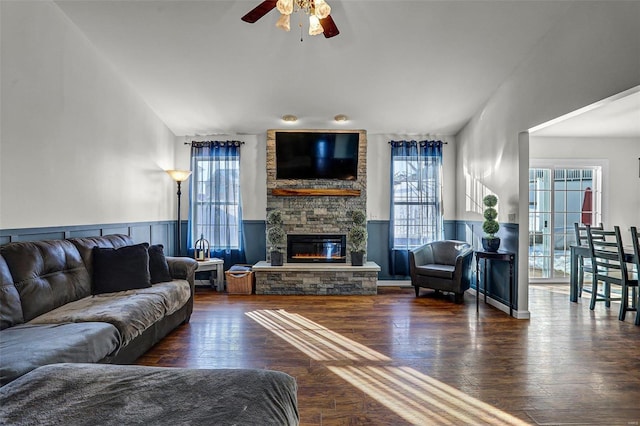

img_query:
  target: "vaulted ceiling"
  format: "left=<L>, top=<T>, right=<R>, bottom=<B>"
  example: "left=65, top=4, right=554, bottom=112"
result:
left=55, top=1, right=578, bottom=136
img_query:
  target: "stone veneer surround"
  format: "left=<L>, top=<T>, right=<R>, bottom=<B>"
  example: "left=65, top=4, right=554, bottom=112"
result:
left=264, top=129, right=376, bottom=295
left=253, top=261, right=380, bottom=295
left=266, top=129, right=367, bottom=260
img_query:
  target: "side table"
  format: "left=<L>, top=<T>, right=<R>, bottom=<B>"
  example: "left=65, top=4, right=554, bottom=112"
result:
left=196, top=258, right=224, bottom=291
left=475, top=250, right=515, bottom=316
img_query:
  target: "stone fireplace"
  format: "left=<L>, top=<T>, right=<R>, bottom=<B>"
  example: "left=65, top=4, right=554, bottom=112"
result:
left=287, top=234, right=346, bottom=263
left=265, top=129, right=367, bottom=263
left=256, top=129, right=379, bottom=295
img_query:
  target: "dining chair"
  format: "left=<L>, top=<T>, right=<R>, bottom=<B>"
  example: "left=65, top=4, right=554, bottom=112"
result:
left=629, top=226, right=640, bottom=325
left=574, top=222, right=604, bottom=298
left=586, top=225, right=637, bottom=321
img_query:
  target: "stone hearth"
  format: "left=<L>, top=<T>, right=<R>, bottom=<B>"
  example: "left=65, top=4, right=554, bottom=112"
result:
left=253, top=261, right=380, bottom=295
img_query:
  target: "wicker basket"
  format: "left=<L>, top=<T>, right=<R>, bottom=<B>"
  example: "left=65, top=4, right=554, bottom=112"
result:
left=225, top=269, right=254, bottom=295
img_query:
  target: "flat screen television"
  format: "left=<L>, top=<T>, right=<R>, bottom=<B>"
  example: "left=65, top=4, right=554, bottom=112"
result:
left=275, top=132, right=359, bottom=180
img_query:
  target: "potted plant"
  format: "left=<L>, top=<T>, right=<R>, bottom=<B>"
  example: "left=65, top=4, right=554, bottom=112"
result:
left=348, top=210, right=368, bottom=266
left=266, top=210, right=285, bottom=266
left=482, top=194, right=500, bottom=252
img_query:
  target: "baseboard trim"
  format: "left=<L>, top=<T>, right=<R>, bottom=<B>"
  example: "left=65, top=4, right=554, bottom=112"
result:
left=467, top=288, right=530, bottom=319
left=377, top=280, right=412, bottom=287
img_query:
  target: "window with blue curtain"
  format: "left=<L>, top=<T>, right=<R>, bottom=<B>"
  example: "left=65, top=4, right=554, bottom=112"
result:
left=389, top=140, right=444, bottom=276
left=188, top=141, right=245, bottom=269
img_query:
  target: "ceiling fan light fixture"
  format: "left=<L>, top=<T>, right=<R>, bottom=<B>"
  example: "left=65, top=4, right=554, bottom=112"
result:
left=282, top=114, right=298, bottom=123
left=241, top=0, right=338, bottom=39
left=334, top=114, right=348, bottom=122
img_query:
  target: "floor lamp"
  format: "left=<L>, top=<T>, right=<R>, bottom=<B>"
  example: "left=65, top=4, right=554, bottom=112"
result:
left=166, top=170, right=192, bottom=256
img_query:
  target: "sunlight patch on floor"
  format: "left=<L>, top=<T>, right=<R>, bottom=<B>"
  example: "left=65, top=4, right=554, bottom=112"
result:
left=246, top=309, right=389, bottom=362
left=247, top=309, right=529, bottom=425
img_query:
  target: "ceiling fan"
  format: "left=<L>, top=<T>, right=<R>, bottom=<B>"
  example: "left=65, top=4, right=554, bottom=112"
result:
left=241, top=0, right=340, bottom=39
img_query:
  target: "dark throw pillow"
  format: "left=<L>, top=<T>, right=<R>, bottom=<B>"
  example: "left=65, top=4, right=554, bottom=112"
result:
left=92, top=243, right=151, bottom=295
left=148, top=244, right=172, bottom=284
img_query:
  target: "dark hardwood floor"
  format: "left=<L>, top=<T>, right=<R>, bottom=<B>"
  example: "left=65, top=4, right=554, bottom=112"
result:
left=136, top=285, right=640, bottom=425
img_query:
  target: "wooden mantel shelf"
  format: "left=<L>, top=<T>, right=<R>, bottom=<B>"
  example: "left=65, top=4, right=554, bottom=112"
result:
left=271, top=188, right=361, bottom=197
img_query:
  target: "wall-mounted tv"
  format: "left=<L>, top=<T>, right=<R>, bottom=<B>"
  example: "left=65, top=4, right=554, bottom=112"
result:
left=275, top=132, right=359, bottom=180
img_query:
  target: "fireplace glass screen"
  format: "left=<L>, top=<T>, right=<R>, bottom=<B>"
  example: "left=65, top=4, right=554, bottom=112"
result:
left=287, top=234, right=346, bottom=263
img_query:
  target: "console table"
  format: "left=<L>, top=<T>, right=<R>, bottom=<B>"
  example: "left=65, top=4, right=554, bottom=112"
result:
left=475, top=250, right=515, bottom=316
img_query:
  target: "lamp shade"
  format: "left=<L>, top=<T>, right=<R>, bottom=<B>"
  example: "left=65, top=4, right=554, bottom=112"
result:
left=309, top=15, right=323, bottom=35
left=314, top=0, right=331, bottom=19
left=276, top=0, right=293, bottom=15
left=276, top=13, right=291, bottom=32
left=166, top=169, right=192, bottom=182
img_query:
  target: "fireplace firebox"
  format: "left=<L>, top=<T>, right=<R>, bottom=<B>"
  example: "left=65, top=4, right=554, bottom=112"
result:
left=287, top=234, right=346, bottom=263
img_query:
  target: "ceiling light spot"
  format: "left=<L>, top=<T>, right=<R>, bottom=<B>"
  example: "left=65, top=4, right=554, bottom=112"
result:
left=282, top=114, right=298, bottom=123
left=334, top=114, right=348, bottom=122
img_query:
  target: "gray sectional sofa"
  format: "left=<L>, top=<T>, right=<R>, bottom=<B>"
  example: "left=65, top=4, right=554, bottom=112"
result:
left=0, top=234, right=301, bottom=425
left=0, top=234, right=198, bottom=385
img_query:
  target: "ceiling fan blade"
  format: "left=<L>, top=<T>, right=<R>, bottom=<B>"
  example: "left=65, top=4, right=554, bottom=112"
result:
left=241, top=1, right=278, bottom=24
left=320, top=15, right=339, bottom=38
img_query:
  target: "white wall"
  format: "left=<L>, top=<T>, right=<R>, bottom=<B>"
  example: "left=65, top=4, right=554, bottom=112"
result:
left=0, top=1, right=177, bottom=229
left=530, top=137, right=640, bottom=233
left=455, top=2, right=640, bottom=315
left=457, top=2, right=640, bottom=223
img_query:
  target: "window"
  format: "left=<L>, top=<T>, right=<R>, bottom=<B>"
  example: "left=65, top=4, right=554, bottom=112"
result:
left=188, top=142, right=244, bottom=260
left=390, top=140, right=444, bottom=250
left=192, top=159, right=241, bottom=249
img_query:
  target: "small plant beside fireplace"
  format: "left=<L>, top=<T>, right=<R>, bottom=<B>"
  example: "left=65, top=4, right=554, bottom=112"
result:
left=348, top=210, right=367, bottom=266
left=266, top=209, right=285, bottom=266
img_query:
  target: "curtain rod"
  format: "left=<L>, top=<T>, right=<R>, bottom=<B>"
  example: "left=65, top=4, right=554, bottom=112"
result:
left=184, top=140, right=245, bottom=145
left=388, top=140, right=447, bottom=144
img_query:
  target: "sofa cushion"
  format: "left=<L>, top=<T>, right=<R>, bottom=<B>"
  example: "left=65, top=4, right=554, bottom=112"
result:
left=0, top=255, right=24, bottom=330
left=415, top=264, right=455, bottom=280
left=149, top=244, right=172, bottom=284
left=29, top=279, right=191, bottom=346
left=92, top=243, right=151, bottom=295
left=0, top=322, right=120, bottom=386
left=68, top=234, right=134, bottom=280
left=0, top=240, right=90, bottom=321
